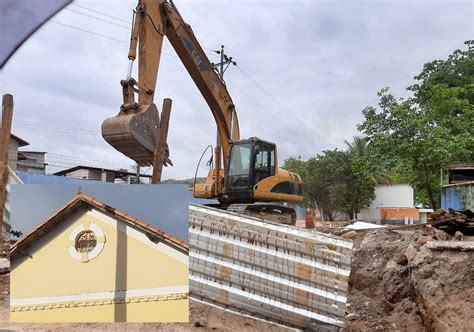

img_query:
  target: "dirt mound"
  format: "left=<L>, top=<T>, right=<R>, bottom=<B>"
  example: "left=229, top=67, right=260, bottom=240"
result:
left=345, top=227, right=474, bottom=331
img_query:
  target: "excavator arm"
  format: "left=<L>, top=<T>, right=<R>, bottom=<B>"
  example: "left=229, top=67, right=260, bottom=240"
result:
left=102, top=0, right=303, bottom=215
left=102, top=0, right=239, bottom=171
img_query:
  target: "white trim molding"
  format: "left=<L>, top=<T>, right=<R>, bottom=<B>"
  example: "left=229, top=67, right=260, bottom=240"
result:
left=11, top=285, right=189, bottom=307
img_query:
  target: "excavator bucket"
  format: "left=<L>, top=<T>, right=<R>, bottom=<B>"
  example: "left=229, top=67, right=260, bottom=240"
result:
left=102, top=103, right=165, bottom=166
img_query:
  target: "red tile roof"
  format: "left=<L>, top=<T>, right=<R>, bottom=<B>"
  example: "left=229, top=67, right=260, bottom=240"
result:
left=11, top=192, right=188, bottom=259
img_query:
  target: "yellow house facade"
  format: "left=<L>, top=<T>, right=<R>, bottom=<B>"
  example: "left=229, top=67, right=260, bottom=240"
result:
left=10, top=193, right=189, bottom=322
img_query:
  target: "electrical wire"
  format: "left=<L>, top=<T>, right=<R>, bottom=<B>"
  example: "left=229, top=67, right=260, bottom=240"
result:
left=13, top=120, right=201, bottom=158
left=70, top=3, right=132, bottom=24
left=67, top=3, right=219, bottom=59
left=50, top=20, right=128, bottom=44
left=64, top=8, right=131, bottom=30
left=51, top=5, right=324, bottom=151
left=226, top=78, right=311, bottom=146
left=49, top=20, right=179, bottom=58
left=46, top=154, right=193, bottom=179
left=235, top=65, right=330, bottom=148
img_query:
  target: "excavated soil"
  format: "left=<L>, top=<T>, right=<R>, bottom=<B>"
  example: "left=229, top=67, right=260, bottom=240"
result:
left=344, top=227, right=474, bottom=332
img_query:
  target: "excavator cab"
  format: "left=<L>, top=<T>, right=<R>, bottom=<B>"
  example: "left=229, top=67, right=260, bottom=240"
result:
left=225, top=138, right=276, bottom=201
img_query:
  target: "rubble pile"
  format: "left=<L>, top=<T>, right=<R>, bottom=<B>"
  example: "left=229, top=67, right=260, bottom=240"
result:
left=345, top=226, right=474, bottom=331
left=428, top=208, right=474, bottom=235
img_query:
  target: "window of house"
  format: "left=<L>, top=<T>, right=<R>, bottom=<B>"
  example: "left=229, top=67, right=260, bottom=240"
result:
left=75, top=230, right=97, bottom=253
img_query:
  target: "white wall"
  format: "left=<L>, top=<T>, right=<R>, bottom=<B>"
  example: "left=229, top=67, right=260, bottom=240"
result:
left=359, top=184, right=414, bottom=222
left=370, top=184, right=414, bottom=208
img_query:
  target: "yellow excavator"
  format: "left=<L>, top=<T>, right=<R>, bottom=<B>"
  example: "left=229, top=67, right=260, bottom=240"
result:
left=102, top=0, right=303, bottom=224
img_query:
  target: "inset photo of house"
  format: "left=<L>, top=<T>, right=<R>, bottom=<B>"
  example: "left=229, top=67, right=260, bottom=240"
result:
left=9, top=185, right=189, bottom=323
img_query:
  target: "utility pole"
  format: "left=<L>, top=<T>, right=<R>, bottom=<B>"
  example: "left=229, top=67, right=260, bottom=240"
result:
left=212, top=45, right=237, bottom=80
left=0, top=95, right=13, bottom=255
left=211, top=46, right=237, bottom=193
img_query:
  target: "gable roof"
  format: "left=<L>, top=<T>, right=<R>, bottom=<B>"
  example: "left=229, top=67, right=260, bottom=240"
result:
left=11, top=192, right=188, bottom=259
left=10, top=133, right=29, bottom=147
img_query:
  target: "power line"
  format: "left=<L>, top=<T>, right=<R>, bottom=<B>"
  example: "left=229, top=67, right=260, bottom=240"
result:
left=70, top=3, right=132, bottom=24
left=235, top=65, right=331, bottom=149
left=226, top=78, right=311, bottom=146
left=13, top=118, right=203, bottom=158
left=46, top=154, right=194, bottom=179
left=50, top=20, right=128, bottom=44
left=64, top=8, right=131, bottom=30
left=51, top=5, right=323, bottom=149
left=47, top=155, right=132, bottom=170
left=14, top=122, right=200, bottom=156
left=68, top=3, right=218, bottom=59
left=49, top=20, right=179, bottom=58
left=41, top=28, right=318, bottom=151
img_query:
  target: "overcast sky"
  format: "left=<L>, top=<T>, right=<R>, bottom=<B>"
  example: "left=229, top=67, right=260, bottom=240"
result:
left=11, top=184, right=189, bottom=242
left=1, top=0, right=472, bottom=180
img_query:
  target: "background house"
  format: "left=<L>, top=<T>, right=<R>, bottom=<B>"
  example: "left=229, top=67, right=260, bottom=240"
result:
left=17, top=151, right=46, bottom=174
left=10, top=192, right=189, bottom=322
left=441, top=164, right=474, bottom=211
left=359, top=184, right=426, bottom=225
left=8, top=134, right=29, bottom=171
left=8, top=134, right=46, bottom=173
left=53, top=166, right=151, bottom=184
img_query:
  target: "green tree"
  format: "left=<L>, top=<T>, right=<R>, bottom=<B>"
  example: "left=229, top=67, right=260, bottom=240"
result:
left=358, top=41, right=474, bottom=208
left=345, top=135, right=393, bottom=185
left=344, top=136, right=367, bottom=157
left=283, top=149, right=374, bottom=220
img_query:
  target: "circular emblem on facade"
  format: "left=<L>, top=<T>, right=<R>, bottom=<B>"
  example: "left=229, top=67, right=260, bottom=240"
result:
left=68, top=223, right=105, bottom=262
left=75, top=230, right=97, bottom=253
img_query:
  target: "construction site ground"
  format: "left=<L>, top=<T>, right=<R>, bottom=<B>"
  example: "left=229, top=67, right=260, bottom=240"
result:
left=1, top=220, right=473, bottom=331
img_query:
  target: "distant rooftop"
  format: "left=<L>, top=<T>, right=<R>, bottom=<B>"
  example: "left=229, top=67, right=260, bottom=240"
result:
left=17, top=171, right=103, bottom=185
left=53, top=165, right=151, bottom=178
left=445, top=163, right=474, bottom=170
left=18, top=151, right=46, bottom=154
left=10, top=133, right=29, bottom=147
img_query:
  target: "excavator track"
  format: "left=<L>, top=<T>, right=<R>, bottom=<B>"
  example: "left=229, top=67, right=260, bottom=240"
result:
left=226, top=203, right=296, bottom=225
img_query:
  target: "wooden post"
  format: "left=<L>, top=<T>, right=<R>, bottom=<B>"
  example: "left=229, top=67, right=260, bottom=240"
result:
left=151, top=98, right=172, bottom=184
left=0, top=95, right=13, bottom=255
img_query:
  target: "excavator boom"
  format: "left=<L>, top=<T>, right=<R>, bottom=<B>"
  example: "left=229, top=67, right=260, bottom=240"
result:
left=102, top=0, right=238, bottom=168
left=102, top=0, right=303, bottom=220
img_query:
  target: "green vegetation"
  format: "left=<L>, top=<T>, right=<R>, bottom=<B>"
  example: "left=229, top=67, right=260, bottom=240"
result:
left=358, top=40, right=474, bottom=208
left=283, top=147, right=375, bottom=221
left=284, top=40, right=474, bottom=214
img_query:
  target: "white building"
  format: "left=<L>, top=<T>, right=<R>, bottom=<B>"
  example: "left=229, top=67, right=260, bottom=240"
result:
left=359, top=184, right=417, bottom=224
